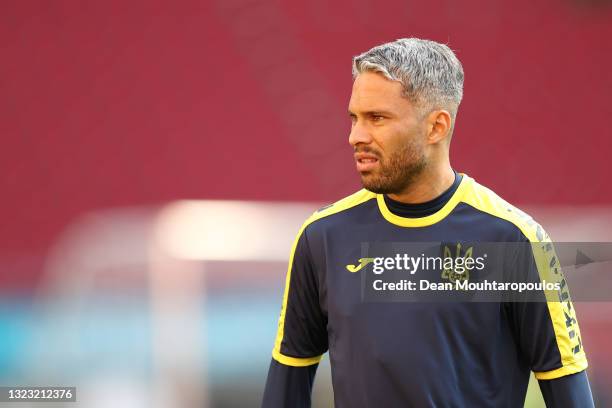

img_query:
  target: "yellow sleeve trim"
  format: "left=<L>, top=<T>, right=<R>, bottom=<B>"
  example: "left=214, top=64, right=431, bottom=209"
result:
left=272, top=189, right=376, bottom=363
left=534, top=359, right=588, bottom=380
left=461, top=178, right=587, bottom=368
left=272, top=350, right=323, bottom=367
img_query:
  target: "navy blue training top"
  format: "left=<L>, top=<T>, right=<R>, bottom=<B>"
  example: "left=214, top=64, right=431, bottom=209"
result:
left=263, top=173, right=589, bottom=407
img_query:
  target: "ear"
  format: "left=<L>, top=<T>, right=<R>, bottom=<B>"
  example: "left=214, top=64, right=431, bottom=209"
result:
left=426, top=110, right=452, bottom=144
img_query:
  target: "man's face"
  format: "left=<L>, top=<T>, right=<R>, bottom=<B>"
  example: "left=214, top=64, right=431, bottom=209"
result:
left=348, top=71, right=428, bottom=195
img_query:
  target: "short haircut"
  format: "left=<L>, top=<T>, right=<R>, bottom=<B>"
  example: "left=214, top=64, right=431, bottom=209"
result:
left=352, top=38, right=464, bottom=120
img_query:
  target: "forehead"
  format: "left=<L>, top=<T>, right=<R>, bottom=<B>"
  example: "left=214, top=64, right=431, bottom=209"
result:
left=348, top=71, right=410, bottom=113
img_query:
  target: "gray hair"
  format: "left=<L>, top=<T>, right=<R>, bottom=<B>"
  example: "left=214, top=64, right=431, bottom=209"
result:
left=352, top=38, right=464, bottom=119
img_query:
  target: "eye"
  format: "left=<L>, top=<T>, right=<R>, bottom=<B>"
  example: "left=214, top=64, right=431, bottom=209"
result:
left=371, top=115, right=384, bottom=122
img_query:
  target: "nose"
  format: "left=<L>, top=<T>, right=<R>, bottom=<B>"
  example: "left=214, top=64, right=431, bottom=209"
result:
left=348, top=121, right=373, bottom=147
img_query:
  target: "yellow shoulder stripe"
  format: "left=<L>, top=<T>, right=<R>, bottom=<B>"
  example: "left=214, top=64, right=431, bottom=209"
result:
left=461, top=179, right=587, bottom=379
left=272, top=189, right=376, bottom=366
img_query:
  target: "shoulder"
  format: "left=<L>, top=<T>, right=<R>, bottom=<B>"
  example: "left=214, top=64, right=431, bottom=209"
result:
left=460, top=175, right=550, bottom=243
left=307, top=188, right=376, bottom=226
left=288, top=189, right=375, bottom=256
left=296, top=188, right=376, bottom=237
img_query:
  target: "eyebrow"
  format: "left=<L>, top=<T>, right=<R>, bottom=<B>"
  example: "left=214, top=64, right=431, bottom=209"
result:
left=348, top=110, right=395, bottom=117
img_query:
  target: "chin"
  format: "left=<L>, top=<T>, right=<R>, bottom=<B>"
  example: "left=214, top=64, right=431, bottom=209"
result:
left=360, top=177, right=390, bottom=194
left=360, top=174, right=407, bottom=195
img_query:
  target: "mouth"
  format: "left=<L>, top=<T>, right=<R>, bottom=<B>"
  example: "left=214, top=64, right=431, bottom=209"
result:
left=354, top=152, right=380, bottom=172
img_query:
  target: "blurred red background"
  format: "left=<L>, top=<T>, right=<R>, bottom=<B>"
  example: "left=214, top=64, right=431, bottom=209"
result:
left=1, top=0, right=611, bottom=285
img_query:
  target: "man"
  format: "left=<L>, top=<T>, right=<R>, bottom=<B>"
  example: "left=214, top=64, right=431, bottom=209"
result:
left=262, top=38, right=593, bottom=407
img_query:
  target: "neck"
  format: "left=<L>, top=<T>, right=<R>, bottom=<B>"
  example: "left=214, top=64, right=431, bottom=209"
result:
left=386, top=164, right=455, bottom=204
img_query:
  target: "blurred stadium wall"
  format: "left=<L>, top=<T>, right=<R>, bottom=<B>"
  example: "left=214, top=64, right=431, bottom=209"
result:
left=1, top=0, right=611, bottom=407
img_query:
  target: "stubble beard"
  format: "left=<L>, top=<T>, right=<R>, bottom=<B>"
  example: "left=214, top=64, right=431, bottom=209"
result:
left=358, top=141, right=428, bottom=195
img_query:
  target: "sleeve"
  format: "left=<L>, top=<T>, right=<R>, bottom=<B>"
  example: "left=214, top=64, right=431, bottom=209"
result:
left=505, top=228, right=588, bottom=380
left=271, top=225, right=328, bottom=366
left=261, top=359, right=319, bottom=408
left=538, top=370, right=594, bottom=407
